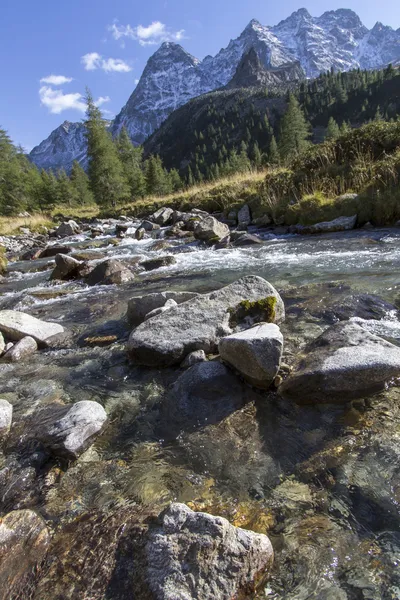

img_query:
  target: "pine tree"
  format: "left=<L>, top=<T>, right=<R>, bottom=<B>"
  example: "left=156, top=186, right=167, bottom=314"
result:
left=70, top=161, right=94, bottom=205
left=116, top=127, right=145, bottom=199
left=325, top=117, right=340, bottom=140
left=40, top=169, right=60, bottom=209
left=85, top=90, right=130, bottom=208
left=187, top=166, right=195, bottom=187
left=268, top=135, right=280, bottom=165
left=278, top=94, right=311, bottom=160
left=57, top=169, right=76, bottom=207
left=374, top=105, right=384, bottom=121
left=169, top=168, right=183, bottom=192
left=144, top=156, right=170, bottom=196
left=251, top=141, right=262, bottom=169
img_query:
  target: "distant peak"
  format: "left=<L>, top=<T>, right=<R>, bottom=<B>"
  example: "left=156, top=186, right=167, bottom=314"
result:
left=245, top=18, right=262, bottom=29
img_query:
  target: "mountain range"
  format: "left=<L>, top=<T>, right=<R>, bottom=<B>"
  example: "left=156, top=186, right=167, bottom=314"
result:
left=29, top=8, right=400, bottom=172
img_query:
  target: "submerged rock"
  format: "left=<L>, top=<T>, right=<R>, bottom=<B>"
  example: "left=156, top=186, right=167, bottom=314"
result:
left=194, top=216, right=230, bottom=244
left=3, top=336, right=37, bottom=362
left=219, top=323, right=283, bottom=389
left=50, top=253, right=82, bottom=281
left=86, top=259, right=136, bottom=286
left=127, top=276, right=284, bottom=367
left=140, top=256, right=176, bottom=271
left=0, top=509, right=50, bottom=600
left=0, top=310, right=64, bottom=347
left=279, top=321, right=400, bottom=403
left=293, top=215, right=357, bottom=235
left=127, top=291, right=198, bottom=325
left=0, top=399, right=13, bottom=437
left=146, top=502, right=273, bottom=600
left=34, top=400, right=107, bottom=459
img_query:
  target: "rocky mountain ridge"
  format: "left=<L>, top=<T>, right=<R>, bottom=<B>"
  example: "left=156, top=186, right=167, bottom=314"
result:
left=30, top=8, right=400, bottom=171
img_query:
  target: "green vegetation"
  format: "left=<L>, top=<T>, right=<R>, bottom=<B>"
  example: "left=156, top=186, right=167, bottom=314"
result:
left=228, top=297, right=278, bottom=327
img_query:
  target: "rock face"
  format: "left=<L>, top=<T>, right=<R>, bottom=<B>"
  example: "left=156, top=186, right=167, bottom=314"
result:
left=279, top=321, right=400, bottom=404
left=35, top=400, right=107, bottom=459
left=219, top=323, right=283, bottom=388
left=86, top=259, right=136, bottom=286
left=146, top=502, right=274, bottom=600
left=0, top=509, right=50, bottom=600
left=0, top=399, right=13, bottom=436
left=3, top=336, right=38, bottom=362
left=127, top=291, right=199, bottom=325
left=293, top=214, right=357, bottom=234
left=194, top=216, right=230, bottom=244
left=0, top=310, right=64, bottom=347
left=50, top=253, right=82, bottom=281
left=29, top=120, right=87, bottom=172
left=127, top=276, right=284, bottom=366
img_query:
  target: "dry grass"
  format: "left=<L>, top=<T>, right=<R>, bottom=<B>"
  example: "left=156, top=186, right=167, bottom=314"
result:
left=0, top=214, right=54, bottom=235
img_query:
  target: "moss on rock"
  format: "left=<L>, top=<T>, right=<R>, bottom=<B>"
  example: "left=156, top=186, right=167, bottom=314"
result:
left=228, top=296, right=277, bottom=327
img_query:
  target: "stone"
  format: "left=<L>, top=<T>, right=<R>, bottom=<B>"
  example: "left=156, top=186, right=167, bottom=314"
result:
left=0, top=510, right=50, bottom=600
left=150, top=207, right=174, bottom=226
left=127, top=291, right=199, bottom=325
left=294, top=215, right=357, bottom=235
left=50, top=253, right=82, bottom=281
left=34, top=400, right=107, bottom=459
left=139, top=220, right=160, bottom=231
left=219, top=323, right=283, bottom=389
left=0, top=399, right=12, bottom=436
left=140, top=256, right=177, bottom=271
left=127, top=276, right=284, bottom=367
left=279, top=321, right=400, bottom=404
left=3, top=336, right=37, bottom=362
left=116, top=223, right=129, bottom=237
left=38, top=245, right=72, bottom=258
left=135, top=227, right=147, bottom=240
left=0, top=310, right=64, bottom=347
left=252, top=215, right=272, bottom=227
left=56, top=220, right=81, bottom=237
left=4, top=342, right=13, bottom=352
left=144, top=299, right=178, bottom=321
left=232, top=233, right=263, bottom=247
left=86, top=259, right=135, bottom=286
left=0, top=332, right=4, bottom=355
left=146, top=502, right=274, bottom=600
left=237, top=204, right=251, bottom=227
left=180, top=349, right=207, bottom=368
left=194, top=215, right=230, bottom=244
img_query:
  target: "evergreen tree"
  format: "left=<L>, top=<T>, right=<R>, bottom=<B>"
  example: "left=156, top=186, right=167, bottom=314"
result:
left=278, top=95, right=311, bottom=160
left=268, top=135, right=280, bottom=165
left=187, top=166, right=195, bottom=187
left=57, top=169, right=76, bottom=207
left=169, top=168, right=183, bottom=192
left=85, top=90, right=130, bottom=208
left=251, top=141, right=263, bottom=169
left=145, top=155, right=170, bottom=196
left=325, top=117, right=340, bottom=140
left=40, top=169, right=59, bottom=210
left=70, top=161, right=94, bottom=205
left=374, top=105, right=384, bottom=121
left=115, top=127, right=146, bottom=198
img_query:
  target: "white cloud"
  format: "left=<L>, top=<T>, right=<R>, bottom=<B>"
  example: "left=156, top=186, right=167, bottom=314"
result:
left=40, top=74, right=73, bottom=85
left=39, top=86, right=111, bottom=115
left=109, top=20, right=186, bottom=46
left=39, top=86, right=86, bottom=114
left=81, top=52, right=131, bottom=72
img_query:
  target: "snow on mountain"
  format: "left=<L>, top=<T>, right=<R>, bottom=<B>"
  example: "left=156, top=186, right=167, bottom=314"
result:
left=30, top=8, right=400, bottom=172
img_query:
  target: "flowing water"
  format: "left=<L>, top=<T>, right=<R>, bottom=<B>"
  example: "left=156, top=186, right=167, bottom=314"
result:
left=1, top=224, right=400, bottom=599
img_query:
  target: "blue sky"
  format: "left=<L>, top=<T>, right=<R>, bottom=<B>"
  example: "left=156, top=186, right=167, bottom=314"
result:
left=1, top=0, right=399, bottom=151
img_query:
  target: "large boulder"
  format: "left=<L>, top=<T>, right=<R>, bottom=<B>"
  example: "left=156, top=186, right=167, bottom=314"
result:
left=219, top=323, right=283, bottom=389
left=50, top=253, right=82, bottom=281
left=127, top=276, right=284, bottom=367
left=232, top=233, right=263, bottom=247
left=127, top=291, right=199, bottom=325
left=34, top=400, right=107, bottom=459
left=0, top=510, right=50, bottom=600
left=279, top=321, right=400, bottom=404
left=86, top=259, right=136, bottom=286
left=293, top=215, right=357, bottom=235
left=194, top=216, right=230, bottom=244
left=0, top=399, right=13, bottom=437
left=55, top=220, right=81, bottom=237
left=0, top=310, right=64, bottom=347
left=146, top=502, right=274, bottom=600
left=150, top=207, right=174, bottom=226
left=237, top=204, right=251, bottom=228
left=3, top=336, right=37, bottom=362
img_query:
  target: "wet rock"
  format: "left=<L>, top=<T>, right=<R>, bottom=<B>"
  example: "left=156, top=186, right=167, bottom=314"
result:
left=140, top=256, right=177, bottom=271
left=19, top=247, right=43, bottom=261
left=180, top=349, right=207, bottom=368
left=127, top=276, right=285, bottom=367
left=140, top=220, right=160, bottom=232
left=321, top=293, right=399, bottom=323
left=4, top=341, right=13, bottom=352
left=294, top=215, right=357, bottom=234
left=90, top=226, right=104, bottom=238
left=146, top=502, right=273, bottom=600
left=3, top=336, right=37, bottom=362
left=127, top=291, right=199, bottom=325
left=0, top=331, right=4, bottom=354
left=144, top=299, right=178, bottom=321
left=0, top=509, right=50, bottom=600
left=86, top=259, right=136, bottom=286
left=38, top=245, right=72, bottom=258
left=0, top=310, right=64, bottom=347
left=194, top=215, right=230, bottom=244
left=279, top=321, right=400, bottom=404
left=50, top=253, right=82, bottom=281
left=232, top=233, right=263, bottom=247
left=0, top=399, right=12, bottom=437
left=56, top=220, right=81, bottom=237
left=34, top=400, right=107, bottom=459
left=252, top=215, right=272, bottom=227
left=71, top=250, right=106, bottom=261
left=214, top=235, right=231, bottom=249
left=237, top=204, right=251, bottom=229
left=135, top=227, right=147, bottom=240
left=219, top=323, right=283, bottom=389
left=116, top=223, right=129, bottom=238
left=150, top=207, right=174, bottom=226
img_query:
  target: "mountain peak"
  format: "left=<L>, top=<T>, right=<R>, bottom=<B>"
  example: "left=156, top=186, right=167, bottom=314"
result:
left=245, top=18, right=262, bottom=30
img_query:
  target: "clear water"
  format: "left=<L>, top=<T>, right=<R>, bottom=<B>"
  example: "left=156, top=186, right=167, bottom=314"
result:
left=1, top=226, right=400, bottom=599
